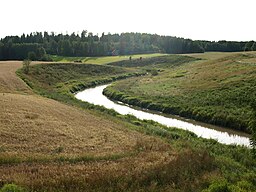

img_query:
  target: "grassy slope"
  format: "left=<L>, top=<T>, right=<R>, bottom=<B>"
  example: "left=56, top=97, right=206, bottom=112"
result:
left=107, top=54, right=200, bottom=68
left=0, top=61, right=33, bottom=94
left=1, top=55, right=255, bottom=191
left=50, top=53, right=166, bottom=64
left=104, top=52, right=256, bottom=132
left=0, top=61, right=174, bottom=191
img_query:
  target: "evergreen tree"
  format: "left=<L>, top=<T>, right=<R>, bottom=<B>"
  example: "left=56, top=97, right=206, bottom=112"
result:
left=28, top=51, right=36, bottom=61
left=0, top=31, right=255, bottom=60
left=0, top=42, right=3, bottom=60
left=36, top=47, right=46, bottom=60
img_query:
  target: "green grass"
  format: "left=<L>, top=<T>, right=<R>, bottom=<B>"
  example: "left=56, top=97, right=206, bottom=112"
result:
left=0, top=184, right=26, bottom=192
left=13, top=59, right=256, bottom=192
left=105, top=52, right=256, bottom=133
left=50, top=53, right=167, bottom=64
left=17, top=63, right=143, bottom=97
left=107, top=54, right=199, bottom=68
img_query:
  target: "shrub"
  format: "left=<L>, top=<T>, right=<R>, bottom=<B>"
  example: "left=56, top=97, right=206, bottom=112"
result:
left=22, top=59, right=31, bottom=74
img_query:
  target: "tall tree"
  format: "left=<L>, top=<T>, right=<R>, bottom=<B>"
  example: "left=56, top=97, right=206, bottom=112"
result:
left=0, top=31, right=255, bottom=60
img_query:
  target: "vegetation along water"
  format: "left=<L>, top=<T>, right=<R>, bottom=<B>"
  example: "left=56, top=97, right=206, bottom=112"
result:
left=1, top=51, right=252, bottom=191
left=1, top=29, right=256, bottom=191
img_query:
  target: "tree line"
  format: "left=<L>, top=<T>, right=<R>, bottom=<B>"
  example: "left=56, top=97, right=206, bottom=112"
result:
left=0, top=31, right=255, bottom=60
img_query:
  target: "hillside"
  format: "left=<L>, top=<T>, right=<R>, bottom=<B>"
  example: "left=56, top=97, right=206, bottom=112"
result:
left=0, top=54, right=255, bottom=191
left=0, top=60, right=174, bottom=191
left=104, top=52, right=256, bottom=132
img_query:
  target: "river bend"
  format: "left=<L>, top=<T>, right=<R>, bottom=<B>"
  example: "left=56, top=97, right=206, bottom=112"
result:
left=75, top=84, right=250, bottom=147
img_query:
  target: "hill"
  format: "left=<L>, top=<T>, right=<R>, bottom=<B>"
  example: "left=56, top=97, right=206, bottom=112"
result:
left=104, top=52, right=256, bottom=132
left=0, top=54, right=255, bottom=191
left=0, top=60, right=174, bottom=191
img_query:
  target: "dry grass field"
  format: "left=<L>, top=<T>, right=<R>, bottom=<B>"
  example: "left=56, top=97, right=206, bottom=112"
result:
left=0, top=61, right=54, bottom=94
left=1, top=55, right=255, bottom=191
left=1, top=93, right=155, bottom=157
left=0, top=61, right=33, bottom=94
left=0, top=61, right=175, bottom=191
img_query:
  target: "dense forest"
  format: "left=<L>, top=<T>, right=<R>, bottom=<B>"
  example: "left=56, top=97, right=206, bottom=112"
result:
left=0, top=31, right=255, bottom=60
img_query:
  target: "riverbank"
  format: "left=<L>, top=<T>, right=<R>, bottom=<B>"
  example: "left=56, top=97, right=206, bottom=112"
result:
left=104, top=53, right=256, bottom=134
left=1, top=61, right=177, bottom=191
left=77, top=84, right=250, bottom=146
left=4, top=58, right=255, bottom=191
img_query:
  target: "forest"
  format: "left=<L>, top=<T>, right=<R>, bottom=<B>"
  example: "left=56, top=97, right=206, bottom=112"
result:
left=0, top=31, right=255, bottom=60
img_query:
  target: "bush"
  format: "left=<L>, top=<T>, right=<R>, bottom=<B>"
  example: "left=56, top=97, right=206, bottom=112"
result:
left=22, top=59, right=31, bottom=74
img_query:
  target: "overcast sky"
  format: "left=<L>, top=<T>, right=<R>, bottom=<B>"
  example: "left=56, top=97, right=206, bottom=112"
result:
left=0, top=0, right=255, bottom=41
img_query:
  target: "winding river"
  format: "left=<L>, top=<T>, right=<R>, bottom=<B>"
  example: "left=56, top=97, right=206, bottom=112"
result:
left=75, top=84, right=250, bottom=147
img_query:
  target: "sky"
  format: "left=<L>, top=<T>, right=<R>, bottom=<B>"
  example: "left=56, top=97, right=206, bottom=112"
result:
left=0, top=0, right=255, bottom=41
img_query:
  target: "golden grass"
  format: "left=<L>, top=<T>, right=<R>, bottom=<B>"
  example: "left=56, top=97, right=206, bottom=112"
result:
left=0, top=61, right=32, bottom=94
left=2, top=55, right=253, bottom=191
left=0, top=61, right=172, bottom=157
left=0, top=93, right=154, bottom=157
left=0, top=149, right=174, bottom=191
left=0, top=61, right=55, bottom=94
left=0, top=61, right=176, bottom=190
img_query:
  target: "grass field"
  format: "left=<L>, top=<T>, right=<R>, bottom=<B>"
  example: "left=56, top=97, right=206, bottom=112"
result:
left=50, top=53, right=166, bottom=64
left=0, top=53, right=256, bottom=191
left=104, top=52, right=256, bottom=133
left=0, top=61, right=175, bottom=191
left=0, top=61, right=33, bottom=94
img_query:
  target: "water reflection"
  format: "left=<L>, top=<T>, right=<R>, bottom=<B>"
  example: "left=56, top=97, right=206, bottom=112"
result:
left=75, top=84, right=250, bottom=147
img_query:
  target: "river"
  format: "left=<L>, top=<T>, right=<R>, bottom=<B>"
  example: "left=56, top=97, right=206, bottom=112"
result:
left=75, top=84, right=250, bottom=147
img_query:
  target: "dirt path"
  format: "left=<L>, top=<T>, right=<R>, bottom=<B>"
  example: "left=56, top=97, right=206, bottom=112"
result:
left=0, top=61, right=32, bottom=94
left=0, top=61, right=54, bottom=94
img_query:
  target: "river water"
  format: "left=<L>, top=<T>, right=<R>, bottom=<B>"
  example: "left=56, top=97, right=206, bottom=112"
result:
left=75, top=84, right=250, bottom=147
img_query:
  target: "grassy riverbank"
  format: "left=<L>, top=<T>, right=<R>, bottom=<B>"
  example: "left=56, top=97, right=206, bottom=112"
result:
left=3, top=58, right=252, bottom=191
left=104, top=52, right=256, bottom=133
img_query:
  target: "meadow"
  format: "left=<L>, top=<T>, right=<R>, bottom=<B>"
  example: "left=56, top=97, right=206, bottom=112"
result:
left=0, top=53, right=255, bottom=191
left=104, top=52, right=256, bottom=133
left=50, top=53, right=166, bottom=64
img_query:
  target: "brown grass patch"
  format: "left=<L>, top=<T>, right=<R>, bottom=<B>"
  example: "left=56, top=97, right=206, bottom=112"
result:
left=0, top=61, right=55, bottom=94
left=0, top=61, right=32, bottom=94
left=0, top=61, right=178, bottom=190
left=0, top=93, right=168, bottom=157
